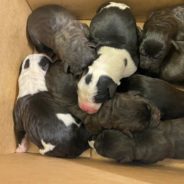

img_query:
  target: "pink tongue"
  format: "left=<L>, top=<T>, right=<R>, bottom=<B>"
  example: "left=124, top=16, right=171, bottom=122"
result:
left=79, top=103, right=98, bottom=114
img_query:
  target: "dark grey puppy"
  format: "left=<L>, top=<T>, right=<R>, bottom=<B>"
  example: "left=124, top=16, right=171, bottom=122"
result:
left=139, top=5, right=184, bottom=76
left=119, top=74, right=184, bottom=120
left=13, top=54, right=90, bottom=158
left=161, top=40, right=184, bottom=83
left=77, top=2, right=139, bottom=114
left=27, top=5, right=96, bottom=75
left=46, top=61, right=160, bottom=135
left=94, top=117, right=184, bottom=164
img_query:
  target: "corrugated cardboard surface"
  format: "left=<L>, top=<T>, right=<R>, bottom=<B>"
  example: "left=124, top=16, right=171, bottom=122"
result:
left=27, top=0, right=184, bottom=21
left=0, top=0, right=32, bottom=153
left=0, top=0, right=183, bottom=183
left=0, top=153, right=183, bottom=184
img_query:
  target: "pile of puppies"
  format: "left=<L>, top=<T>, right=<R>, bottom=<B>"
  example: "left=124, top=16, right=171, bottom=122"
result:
left=13, top=2, right=184, bottom=163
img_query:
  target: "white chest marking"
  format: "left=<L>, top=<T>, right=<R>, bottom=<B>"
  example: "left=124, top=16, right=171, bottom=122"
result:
left=56, top=113, right=80, bottom=127
left=39, top=139, right=55, bottom=155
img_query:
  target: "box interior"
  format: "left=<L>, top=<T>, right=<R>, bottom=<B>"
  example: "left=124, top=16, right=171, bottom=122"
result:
left=0, top=0, right=184, bottom=183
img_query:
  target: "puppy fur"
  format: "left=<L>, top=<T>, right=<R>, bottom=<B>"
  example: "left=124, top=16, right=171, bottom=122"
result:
left=139, top=5, right=184, bottom=76
left=13, top=54, right=90, bottom=158
left=77, top=2, right=139, bottom=113
left=94, top=117, right=184, bottom=163
left=46, top=61, right=160, bottom=135
left=119, top=74, right=184, bottom=120
left=27, top=5, right=96, bottom=75
left=160, top=40, right=184, bottom=83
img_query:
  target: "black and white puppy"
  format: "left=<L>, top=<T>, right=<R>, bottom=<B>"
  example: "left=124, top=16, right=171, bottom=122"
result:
left=160, top=40, right=184, bottom=83
left=46, top=61, right=160, bottom=135
left=119, top=74, right=184, bottom=120
left=139, top=5, right=184, bottom=76
left=77, top=2, right=139, bottom=114
left=13, top=54, right=90, bottom=158
left=94, top=117, right=184, bottom=164
left=27, top=5, right=96, bottom=75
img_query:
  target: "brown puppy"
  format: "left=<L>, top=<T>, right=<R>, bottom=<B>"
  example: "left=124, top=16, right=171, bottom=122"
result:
left=139, top=5, right=184, bottom=76
left=27, top=5, right=96, bottom=75
left=46, top=61, right=160, bottom=134
left=94, top=117, right=184, bottom=164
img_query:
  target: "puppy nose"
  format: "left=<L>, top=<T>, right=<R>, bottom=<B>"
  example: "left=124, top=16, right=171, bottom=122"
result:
left=79, top=103, right=98, bottom=114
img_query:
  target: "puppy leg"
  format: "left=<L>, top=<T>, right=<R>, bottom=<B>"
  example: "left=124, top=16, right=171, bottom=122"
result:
left=13, top=107, right=29, bottom=153
left=16, top=134, right=29, bottom=153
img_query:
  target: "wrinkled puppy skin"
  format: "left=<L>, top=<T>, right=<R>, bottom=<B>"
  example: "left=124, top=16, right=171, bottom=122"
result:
left=119, top=74, right=184, bottom=120
left=27, top=5, right=96, bottom=75
left=139, top=5, right=184, bottom=76
left=94, top=117, right=184, bottom=164
left=46, top=61, right=160, bottom=135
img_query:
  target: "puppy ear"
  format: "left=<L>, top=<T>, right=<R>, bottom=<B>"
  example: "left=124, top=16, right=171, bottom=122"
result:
left=39, top=56, right=51, bottom=71
left=108, top=82, right=117, bottom=98
left=80, top=23, right=90, bottom=38
left=136, top=26, right=143, bottom=43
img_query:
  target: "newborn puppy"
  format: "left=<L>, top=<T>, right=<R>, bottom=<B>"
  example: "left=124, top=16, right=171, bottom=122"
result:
left=94, top=117, right=184, bottom=163
left=13, top=54, right=90, bottom=158
left=46, top=61, right=160, bottom=135
left=77, top=2, right=139, bottom=114
left=119, top=74, right=184, bottom=120
left=27, top=5, right=96, bottom=75
left=139, top=5, right=184, bottom=76
left=161, top=40, right=184, bottom=83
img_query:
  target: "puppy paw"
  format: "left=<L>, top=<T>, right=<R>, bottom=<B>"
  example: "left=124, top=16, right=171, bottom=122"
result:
left=16, top=135, right=29, bottom=153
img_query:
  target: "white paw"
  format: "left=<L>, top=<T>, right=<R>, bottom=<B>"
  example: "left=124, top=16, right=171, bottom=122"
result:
left=16, top=144, right=27, bottom=153
left=15, top=135, right=29, bottom=153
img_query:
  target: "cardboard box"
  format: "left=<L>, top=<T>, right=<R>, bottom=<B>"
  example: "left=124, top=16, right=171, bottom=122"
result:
left=0, top=0, right=183, bottom=183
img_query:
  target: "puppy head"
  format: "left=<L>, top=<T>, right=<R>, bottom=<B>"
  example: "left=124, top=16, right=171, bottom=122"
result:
left=115, top=92, right=161, bottom=131
left=18, top=54, right=52, bottom=98
left=139, top=32, right=171, bottom=75
left=45, top=61, right=78, bottom=104
left=62, top=40, right=96, bottom=76
left=78, top=70, right=117, bottom=114
left=20, top=54, right=52, bottom=76
left=94, top=130, right=135, bottom=163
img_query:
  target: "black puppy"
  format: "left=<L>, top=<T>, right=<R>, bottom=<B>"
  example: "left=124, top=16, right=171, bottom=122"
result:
left=119, top=74, right=184, bottom=120
left=27, top=5, right=96, bottom=75
left=46, top=61, right=160, bottom=135
left=94, top=117, right=184, bottom=164
left=139, top=5, right=184, bottom=76
left=160, top=40, right=184, bottom=83
left=77, top=2, right=139, bottom=114
left=13, top=54, right=90, bottom=158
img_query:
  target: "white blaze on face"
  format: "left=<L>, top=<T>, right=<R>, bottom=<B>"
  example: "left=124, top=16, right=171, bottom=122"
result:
left=56, top=113, right=80, bottom=127
left=77, top=46, right=137, bottom=110
left=17, top=54, right=52, bottom=99
left=100, top=2, right=130, bottom=12
left=39, top=139, right=56, bottom=155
